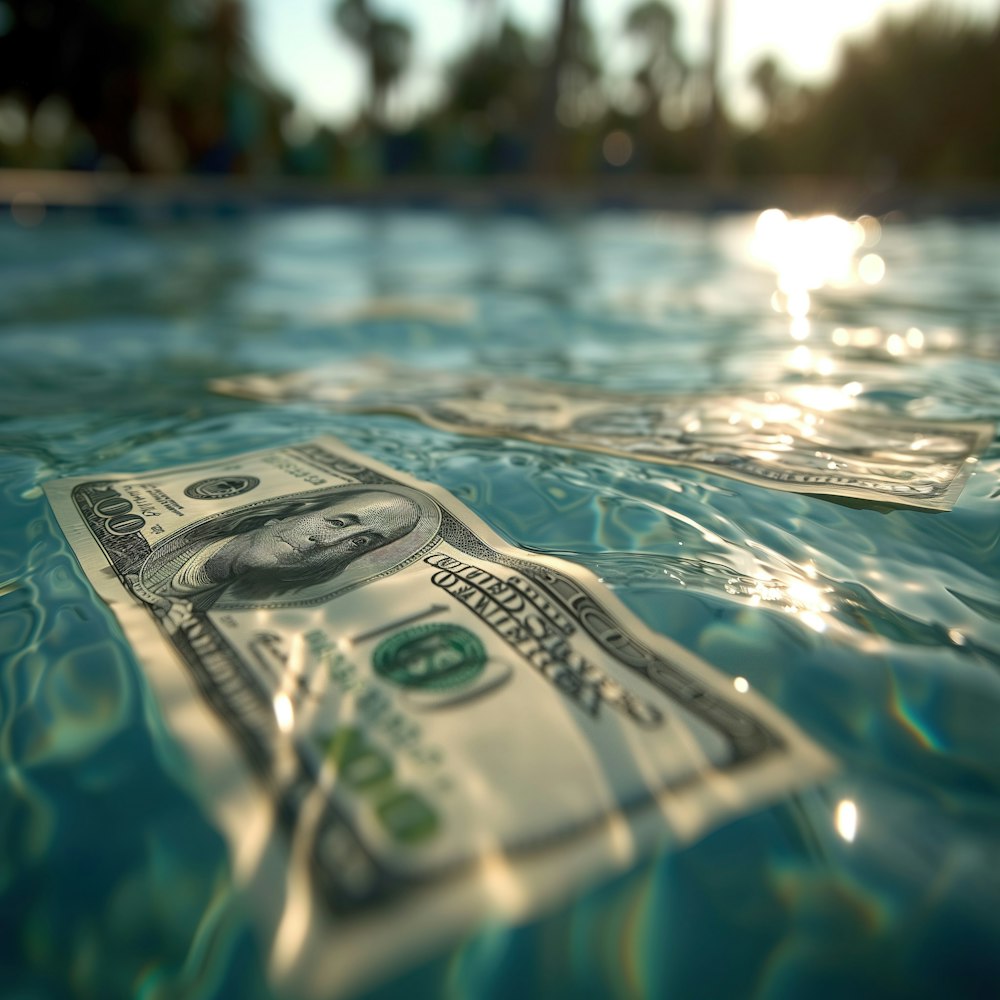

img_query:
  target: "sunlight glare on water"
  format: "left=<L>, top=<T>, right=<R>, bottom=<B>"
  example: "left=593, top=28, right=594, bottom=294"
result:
left=751, top=208, right=887, bottom=345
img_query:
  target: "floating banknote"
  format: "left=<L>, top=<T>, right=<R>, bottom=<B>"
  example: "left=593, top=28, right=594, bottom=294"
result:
left=212, top=368, right=995, bottom=510
left=47, top=437, right=831, bottom=997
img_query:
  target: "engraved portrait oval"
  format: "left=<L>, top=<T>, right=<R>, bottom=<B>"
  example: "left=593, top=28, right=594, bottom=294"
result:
left=137, top=484, right=442, bottom=610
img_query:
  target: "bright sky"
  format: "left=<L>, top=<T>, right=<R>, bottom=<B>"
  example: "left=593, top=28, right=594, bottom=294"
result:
left=248, top=0, right=999, bottom=127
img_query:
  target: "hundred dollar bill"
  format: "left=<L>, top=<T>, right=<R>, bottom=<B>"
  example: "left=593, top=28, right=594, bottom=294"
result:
left=46, top=436, right=833, bottom=998
left=212, top=367, right=994, bottom=510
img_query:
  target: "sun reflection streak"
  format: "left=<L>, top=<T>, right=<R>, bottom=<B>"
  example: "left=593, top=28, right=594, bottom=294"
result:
left=726, top=557, right=836, bottom=635
left=786, top=289, right=811, bottom=318
left=785, top=578, right=833, bottom=615
left=752, top=211, right=864, bottom=291
left=790, top=317, right=810, bottom=341
left=751, top=209, right=885, bottom=338
left=799, top=611, right=827, bottom=633
left=827, top=323, right=933, bottom=360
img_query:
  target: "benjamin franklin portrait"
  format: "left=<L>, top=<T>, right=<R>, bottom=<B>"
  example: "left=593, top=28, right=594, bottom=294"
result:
left=137, top=485, right=439, bottom=610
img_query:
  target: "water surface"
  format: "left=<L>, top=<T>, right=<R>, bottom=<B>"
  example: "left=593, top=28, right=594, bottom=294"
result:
left=1, top=206, right=999, bottom=999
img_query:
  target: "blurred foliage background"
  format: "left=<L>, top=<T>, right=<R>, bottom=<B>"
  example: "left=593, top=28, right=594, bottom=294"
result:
left=0, top=0, right=997, bottom=183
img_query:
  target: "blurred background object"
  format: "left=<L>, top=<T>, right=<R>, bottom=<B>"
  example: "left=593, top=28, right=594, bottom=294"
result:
left=0, top=1, right=997, bottom=186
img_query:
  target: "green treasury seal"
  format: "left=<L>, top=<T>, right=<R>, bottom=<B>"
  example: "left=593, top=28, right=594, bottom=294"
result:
left=373, top=623, right=487, bottom=691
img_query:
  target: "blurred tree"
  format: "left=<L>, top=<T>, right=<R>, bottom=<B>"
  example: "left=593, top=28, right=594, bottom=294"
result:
left=532, top=0, right=603, bottom=172
left=747, top=55, right=804, bottom=130
left=749, top=56, right=779, bottom=126
left=0, top=0, right=181, bottom=169
left=703, top=0, right=727, bottom=178
left=764, top=6, right=1000, bottom=180
left=556, top=6, right=603, bottom=129
left=171, top=0, right=249, bottom=169
left=625, top=0, right=687, bottom=124
left=436, top=16, right=537, bottom=174
left=0, top=0, right=291, bottom=173
left=332, top=0, right=412, bottom=128
left=169, top=0, right=292, bottom=174
left=445, top=17, right=536, bottom=118
left=464, top=0, right=500, bottom=44
left=609, top=0, right=701, bottom=175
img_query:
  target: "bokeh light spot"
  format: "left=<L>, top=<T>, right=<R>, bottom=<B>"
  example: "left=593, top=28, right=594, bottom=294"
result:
left=835, top=799, right=858, bottom=842
left=602, top=130, right=633, bottom=167
left=858, top=253, right=886, bottom=284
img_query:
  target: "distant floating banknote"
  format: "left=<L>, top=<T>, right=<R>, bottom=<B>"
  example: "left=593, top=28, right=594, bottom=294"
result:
left=311, top=295, right=477, bottom=325
left=211, top=367, right=995, bottom=510
left=47, top=436, right=831, bottom=998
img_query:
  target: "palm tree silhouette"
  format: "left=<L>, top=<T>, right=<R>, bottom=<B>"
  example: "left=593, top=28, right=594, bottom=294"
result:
left=625, top=0, right=687, bottom=122
left=332, top=0, right=413, bottom=128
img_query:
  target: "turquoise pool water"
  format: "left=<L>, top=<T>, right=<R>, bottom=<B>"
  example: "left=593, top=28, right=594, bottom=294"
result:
left=1, top=206, right=999, bottom=999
